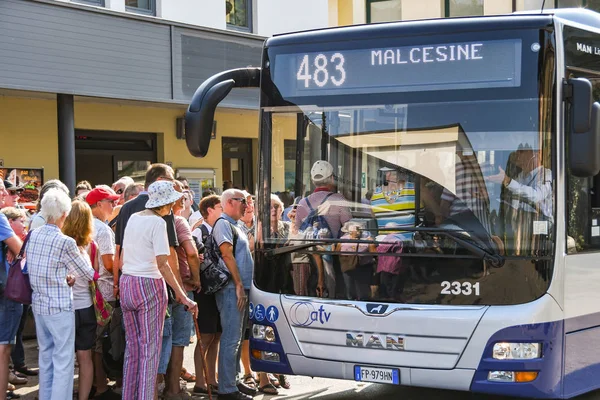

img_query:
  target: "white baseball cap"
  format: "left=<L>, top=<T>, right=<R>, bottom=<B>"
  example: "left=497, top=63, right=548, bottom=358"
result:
left=311, top=160, right=334, bottom=182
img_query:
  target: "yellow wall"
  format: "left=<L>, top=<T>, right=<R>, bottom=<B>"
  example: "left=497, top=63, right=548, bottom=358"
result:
left=271, top=113, right=299, bottom=192
left=0, top=95, right=58, bottom=180
left=337, top=0, right=355, bottom=26
left=0, top=94, right=260, bottom=190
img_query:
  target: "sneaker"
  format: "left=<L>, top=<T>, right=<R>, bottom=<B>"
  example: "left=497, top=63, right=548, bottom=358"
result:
left=8, top=372, right=27, bottom=385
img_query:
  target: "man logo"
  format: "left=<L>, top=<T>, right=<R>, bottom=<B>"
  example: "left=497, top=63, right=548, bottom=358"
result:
left=366, top=303, right=388, bottom=315
left=346, top=332, right=405, bottom=351
left=290, top=302, right=331, bottom=327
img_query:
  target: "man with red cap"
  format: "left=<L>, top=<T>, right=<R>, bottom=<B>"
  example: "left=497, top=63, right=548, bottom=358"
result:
left=85, top=186, right=121, bottom=400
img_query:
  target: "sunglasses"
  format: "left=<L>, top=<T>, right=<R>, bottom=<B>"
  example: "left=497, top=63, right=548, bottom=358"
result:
left=231, top=197, right=247, bottom=205
left=115, top=189, right=124, bottom=195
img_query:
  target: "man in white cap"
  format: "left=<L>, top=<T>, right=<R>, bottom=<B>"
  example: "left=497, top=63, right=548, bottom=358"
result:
left=293, top=160, right=352, bottom=239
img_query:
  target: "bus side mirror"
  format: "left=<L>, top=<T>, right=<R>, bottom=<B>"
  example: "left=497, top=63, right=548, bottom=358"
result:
left=185, top=67, right=261, bottom=157
left=568, top=78, right=600, bottom=177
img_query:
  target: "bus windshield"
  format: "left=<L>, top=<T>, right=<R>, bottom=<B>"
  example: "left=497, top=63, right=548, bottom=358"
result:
left=254, top=28, right=555, bottom=306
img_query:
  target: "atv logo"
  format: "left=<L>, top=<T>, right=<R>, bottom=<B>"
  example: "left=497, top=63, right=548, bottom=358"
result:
left=290, top=302, right=331, bottom=327
left=366, top=303, right=388, bottom=315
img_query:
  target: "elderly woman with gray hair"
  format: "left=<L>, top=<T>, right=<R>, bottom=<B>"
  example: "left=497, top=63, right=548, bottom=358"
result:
left=25, top=188, right=97, bottom=400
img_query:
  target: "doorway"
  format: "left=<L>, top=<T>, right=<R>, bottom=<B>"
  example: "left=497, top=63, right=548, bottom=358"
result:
left=222, top=137, right=253, bottom=192
left=75, top=130, right=157, bottom=187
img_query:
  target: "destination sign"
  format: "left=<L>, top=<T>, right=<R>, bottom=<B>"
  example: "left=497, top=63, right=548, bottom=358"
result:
left=273, top=39, right=522, bottom=97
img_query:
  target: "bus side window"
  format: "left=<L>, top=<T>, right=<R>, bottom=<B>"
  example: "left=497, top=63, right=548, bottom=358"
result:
left=566, top=172, right=600, bottom=253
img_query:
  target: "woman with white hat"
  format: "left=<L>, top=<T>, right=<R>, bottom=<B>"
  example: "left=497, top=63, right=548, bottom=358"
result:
left=119, top=181, right=198, bottom=400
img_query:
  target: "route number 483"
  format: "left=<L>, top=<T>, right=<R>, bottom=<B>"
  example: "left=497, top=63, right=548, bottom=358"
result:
left=440, top=281, right=480, bottom=296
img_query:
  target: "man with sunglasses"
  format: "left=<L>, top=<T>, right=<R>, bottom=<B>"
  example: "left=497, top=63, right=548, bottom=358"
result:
left=2, top=180, right=22, bottom=209
left=211, top=189, right=254, bottom=400
left=111, top=177, right=134, bottom=207
left=176, top=176, right=199, bottom=212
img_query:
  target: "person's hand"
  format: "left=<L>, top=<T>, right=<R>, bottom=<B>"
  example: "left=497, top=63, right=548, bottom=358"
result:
left=185, top=278, right=202, bottom=293
left=198, top=253, right=204, bottom=263
left=66, top=275, right=76, bottom=287
left=113, top=285, right=119, bottom=300
left=236, top=284, right=247, bottom=312
left=177, top=292, right=199, bottom=318
left=487, top=166, right=507, bottom=184
left=287, top=208, right=297, bottom=221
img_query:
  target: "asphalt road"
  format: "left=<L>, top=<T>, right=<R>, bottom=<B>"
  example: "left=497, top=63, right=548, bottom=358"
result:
left=252, top=375, right=600, bottom=400
left=12, top=339, right=600, bottom=399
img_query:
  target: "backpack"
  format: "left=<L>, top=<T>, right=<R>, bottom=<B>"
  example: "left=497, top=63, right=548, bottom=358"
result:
left=377, top=235, right=404, bottom=275
left=199, top=218, right=238, bottom=295
left=299, top=193, right=336, bottom=239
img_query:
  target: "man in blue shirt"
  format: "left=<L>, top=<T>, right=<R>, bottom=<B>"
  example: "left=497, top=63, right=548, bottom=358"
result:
left=212, top=189, right=254, bottom=400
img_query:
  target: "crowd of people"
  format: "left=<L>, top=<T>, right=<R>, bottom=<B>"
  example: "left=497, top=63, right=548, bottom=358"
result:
left=0, top=148, right=553, bottom=400
left=0, top=163, right=291, bottom=400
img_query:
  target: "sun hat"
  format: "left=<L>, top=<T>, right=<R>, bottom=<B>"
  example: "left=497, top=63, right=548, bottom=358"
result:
left=3, top=180, right=23, bottom=193
left=145, top=181, right=183, bottom=209
left=86, top=187, right=120, bottom=206
left=310, top=160, right=334, bottom=182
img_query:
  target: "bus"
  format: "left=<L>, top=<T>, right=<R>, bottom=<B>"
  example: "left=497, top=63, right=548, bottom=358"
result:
left=185, top=8, right=600, bottom=399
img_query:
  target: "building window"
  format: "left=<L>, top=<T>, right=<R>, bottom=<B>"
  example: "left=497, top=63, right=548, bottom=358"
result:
left=226, top=0, right=252, bottom=32
left=126, top=0, right=155, bottom=16
left=446, top=0, right=484, bottom=17
left=72, top=0, right=104, bottom=6
left=367, top=0, right=402, bottom=23
left=557, top=0, right=600, bottom=11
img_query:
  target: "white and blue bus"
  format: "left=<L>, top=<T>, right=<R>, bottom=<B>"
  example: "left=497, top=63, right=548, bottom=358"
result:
left=185, top=8, right=600, bottom=399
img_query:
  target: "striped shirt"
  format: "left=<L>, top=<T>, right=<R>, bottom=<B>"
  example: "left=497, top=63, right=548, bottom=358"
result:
left=441, top=156, right=492, bottom=232
left=26, top=223, right=96, bottom=316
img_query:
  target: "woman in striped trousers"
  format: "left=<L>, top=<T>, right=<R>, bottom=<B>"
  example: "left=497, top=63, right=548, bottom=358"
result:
left=119, top=181, right=198, bottom=399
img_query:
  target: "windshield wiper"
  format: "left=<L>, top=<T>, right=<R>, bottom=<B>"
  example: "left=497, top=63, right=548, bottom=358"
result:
left=263, top=241, right=327, bottom=258
left=412, top=227, right=505, bottom=268
left=262, top=228, right=504, bottom=268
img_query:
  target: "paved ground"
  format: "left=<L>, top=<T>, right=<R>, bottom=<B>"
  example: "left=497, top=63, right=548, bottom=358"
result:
left=11, top=339, right=600, bottom=400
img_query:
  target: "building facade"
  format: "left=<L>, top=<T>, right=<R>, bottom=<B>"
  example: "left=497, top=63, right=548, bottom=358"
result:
left=0, top=0, right=329, bottom=199
left=1, top=0, right=595, bottom=199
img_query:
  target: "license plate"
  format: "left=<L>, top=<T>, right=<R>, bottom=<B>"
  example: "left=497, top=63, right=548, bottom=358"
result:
left=354, top=366, right=399, bottom=384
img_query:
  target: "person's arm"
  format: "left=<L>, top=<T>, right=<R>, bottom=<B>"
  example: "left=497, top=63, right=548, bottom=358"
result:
left=3, top=236, right=22, bottom=257
left=156, top=254, right=197, bottom=317
left=168, top=247, right=184, bottom=289
left=65, top=240, right=96, bottom=281
left=150, top=217, right=197, bottom=315
left=506, top=174, right=552, bottom=204
left=311, top=254, right=325, bottom=297
left=219, top=242, right=246, bottom=311
left=113, top=250, right=120, bottom=299
left=181, top=239, right=201, bottom=292
left=102, top=254, right=114, bottom=273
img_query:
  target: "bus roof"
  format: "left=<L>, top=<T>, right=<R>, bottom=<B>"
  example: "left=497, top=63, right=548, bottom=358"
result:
left=266, top=8, right=600, bottom=48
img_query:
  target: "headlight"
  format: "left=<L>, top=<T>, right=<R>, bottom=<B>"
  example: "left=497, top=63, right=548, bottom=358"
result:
left=492, top=343, right=541, bottom=360
left=252, top=349, right=280, bottom=362
left=252, top=324, right=276, bottom=342
left=488, top=371, right=538, bottom=383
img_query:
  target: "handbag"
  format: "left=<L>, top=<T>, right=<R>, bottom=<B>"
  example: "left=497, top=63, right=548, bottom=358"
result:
left=88, top=241, right=113, bottom=326
left=4, top=232, right=33, bottom=304
left=200, top=218, right=237, bottom=294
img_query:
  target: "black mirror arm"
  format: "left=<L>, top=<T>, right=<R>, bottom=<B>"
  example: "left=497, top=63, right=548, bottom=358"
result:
left=185, top=67, right=261, bottom=157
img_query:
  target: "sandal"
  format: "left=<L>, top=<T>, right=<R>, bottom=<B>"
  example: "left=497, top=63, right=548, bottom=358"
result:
left=180, top=367, right=196, bottom=382
left=268, top=373, right=280, bottom=388
left=259, top=383, right=279, bottom=395
left=242, top=373, right=257, bottom=388
left=278, top=374, right=290, bottom=389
